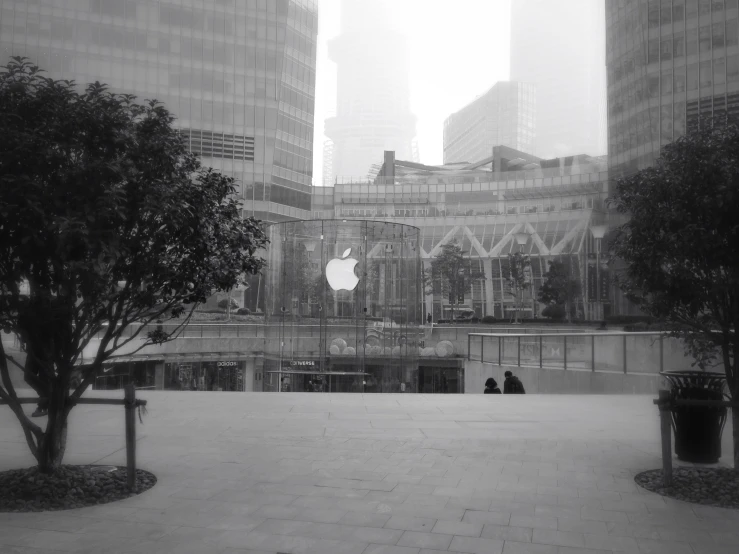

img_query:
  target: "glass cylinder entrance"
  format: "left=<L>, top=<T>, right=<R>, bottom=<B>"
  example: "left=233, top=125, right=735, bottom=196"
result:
left=264, top=220, right=422, bottom=392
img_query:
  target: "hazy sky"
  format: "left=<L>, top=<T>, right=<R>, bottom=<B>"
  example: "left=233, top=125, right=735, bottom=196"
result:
left=312, top=0, right=512, bottom=185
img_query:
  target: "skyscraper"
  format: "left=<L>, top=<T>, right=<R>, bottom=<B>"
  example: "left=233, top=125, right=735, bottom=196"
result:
left=510, top=0, right=607, bottom=159
left=606, top=0, right=739, bottom=178
left=0, top=0, right=318, bottom=223
left=324, top=0, right=417, bottom=180
left=443, top=81, right=536, bottom=164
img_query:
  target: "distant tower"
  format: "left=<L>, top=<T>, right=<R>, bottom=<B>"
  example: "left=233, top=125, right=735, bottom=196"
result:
left=510, top=0, right=607, bottom=159
left=325, top=0, right=418, bottom=179
left=322, top=140, right=335, bottom=186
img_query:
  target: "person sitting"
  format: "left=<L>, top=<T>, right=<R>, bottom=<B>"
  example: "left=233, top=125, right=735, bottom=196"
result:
left=503, top=371, right=526, bottom=394
left=484, top=377, right=501, bottom=394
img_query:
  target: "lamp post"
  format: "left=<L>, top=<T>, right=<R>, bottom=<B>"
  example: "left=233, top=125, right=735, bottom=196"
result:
left=512, top=231, right=530, bottom=324
left=590, top=225, right=608, bottom=321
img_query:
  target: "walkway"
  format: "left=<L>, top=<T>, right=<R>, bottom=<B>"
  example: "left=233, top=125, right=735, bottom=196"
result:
left=0, top=392, right=737, bottom=554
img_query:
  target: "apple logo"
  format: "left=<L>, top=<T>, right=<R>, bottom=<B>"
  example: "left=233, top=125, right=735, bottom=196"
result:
left=326, top=247, right=360, bottom=291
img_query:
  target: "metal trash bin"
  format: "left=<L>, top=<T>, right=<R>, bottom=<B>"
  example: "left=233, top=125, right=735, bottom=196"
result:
left=660, top=371, right=728, bottom=463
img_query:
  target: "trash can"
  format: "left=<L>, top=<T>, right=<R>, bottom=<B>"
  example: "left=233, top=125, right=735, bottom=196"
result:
left=660, top=371, right=728, bottom=463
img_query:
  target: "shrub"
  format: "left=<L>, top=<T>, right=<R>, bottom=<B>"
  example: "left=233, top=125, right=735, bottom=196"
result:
left=218, top=297, right=239, bottom=310
left=481, top=315, right=496, bottom=324
left=541, top=304, right=566, bottom=320
left=236, top=307, right=251, bottom=315
left=605, top=315, right=653, bottom=325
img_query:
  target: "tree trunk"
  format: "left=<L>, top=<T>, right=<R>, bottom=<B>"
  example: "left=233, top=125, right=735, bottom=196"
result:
left=36, top=387, right=70, bottom=474
left=734, top=404, right=739, bottom=471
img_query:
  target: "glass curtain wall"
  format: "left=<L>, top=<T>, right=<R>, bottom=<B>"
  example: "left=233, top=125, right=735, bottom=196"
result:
left=264, top=220, right=422, bottom=392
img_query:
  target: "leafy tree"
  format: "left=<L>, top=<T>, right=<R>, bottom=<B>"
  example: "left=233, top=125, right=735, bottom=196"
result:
left=541, top=304, right=566, bottom=321
left=0, top=58, right=268, bottom=473
left=608, top=117, right=739, bottom=470
left=505, top=252, right=531, bottom=324
left=218, top=298, right=239, bottom=311
left=429, top=240, right=480, bottom=323
left=538, top=259, right=581, bottom=323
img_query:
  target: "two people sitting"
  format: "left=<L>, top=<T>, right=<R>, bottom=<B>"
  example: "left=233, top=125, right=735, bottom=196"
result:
left=484, top=371, right=526, bottom=394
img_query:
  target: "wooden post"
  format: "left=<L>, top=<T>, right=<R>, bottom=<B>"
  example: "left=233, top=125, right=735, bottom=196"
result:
left=124, top=384, right=136, bottom=491
left=563, top=336, right=567, bottom=370
left=658, top=389, right=672, bottom=488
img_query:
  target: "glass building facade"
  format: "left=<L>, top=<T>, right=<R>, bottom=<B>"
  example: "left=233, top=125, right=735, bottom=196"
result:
left=311, top=148, right=632, bottom=319
left=607, top=0, right=739, bottom=178
left=444, top=82, right=537, bottom=164
left=263, top=220, right=430, bottom=393
left=0, top=0, right=318, bottom=223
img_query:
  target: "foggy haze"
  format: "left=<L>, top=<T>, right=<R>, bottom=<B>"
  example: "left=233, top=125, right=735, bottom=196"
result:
left=314, top=0, right=608, bottom=185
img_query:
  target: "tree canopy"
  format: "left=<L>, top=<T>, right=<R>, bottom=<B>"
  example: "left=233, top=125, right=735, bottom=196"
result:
left=505, top=251, right=531, bottom=323
left=538, top=259, right=581, bottom=322
left=608, top=117, right=739, bottom=468
left=0, top=57, right=268, bottom=472
left=429, top=240, right=479, bottom=321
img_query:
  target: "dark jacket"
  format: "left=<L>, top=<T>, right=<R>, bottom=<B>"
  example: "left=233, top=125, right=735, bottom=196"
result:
left=484, top=377, right=501, bottom=394
left=504, top=375, right=525, bottom=394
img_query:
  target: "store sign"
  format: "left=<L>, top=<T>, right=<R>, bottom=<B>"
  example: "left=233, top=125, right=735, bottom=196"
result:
left=217, top=361, right=239, bottom=367
left=281, top=360, right=317, bottom=369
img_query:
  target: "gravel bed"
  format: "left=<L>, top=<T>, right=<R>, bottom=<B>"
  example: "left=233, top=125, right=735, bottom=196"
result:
left=0, top=465, right=156, bottom=512
left=635, top=467, right=739, bottom=509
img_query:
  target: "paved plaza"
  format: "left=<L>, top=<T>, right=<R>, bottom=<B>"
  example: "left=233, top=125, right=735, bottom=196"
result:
left=0, top=392, right=738, bottom=554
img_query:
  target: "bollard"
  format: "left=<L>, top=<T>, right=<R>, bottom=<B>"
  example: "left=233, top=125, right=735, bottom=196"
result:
left=124, top=384, right=136, bottom=491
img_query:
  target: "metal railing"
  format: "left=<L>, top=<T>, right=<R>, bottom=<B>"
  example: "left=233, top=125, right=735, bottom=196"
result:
left=92, top=322, right=594, bottom=342
left=467, top=332, right=705, bottom=375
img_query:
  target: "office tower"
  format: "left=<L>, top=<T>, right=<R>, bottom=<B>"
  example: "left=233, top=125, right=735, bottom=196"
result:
left=324, top=0, right=417, bottom=180
left=443, top=81, right=536, bottom=164
left=511, top=0, right=607, bottom=159
left=606, top=0, right=739, bottom=177
left=0, top=0, right=318, bottom=223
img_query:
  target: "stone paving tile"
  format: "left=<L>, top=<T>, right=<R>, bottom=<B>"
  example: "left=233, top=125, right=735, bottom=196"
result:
left=481, top=523, right=534, bottom=542
left=448, top=535, right=505, bottom=554
left=384, top=515, right=436, bottom=532
left=501, top=541, right=558, bottom=554
left=430, top=519, right=483, bottom=537
left=690, top=544, right=739, bottom=554
left=509, top=514, right=559, bottom=530
left=582, top=532, right=639, bottom=552
left=462, top=510, right=511, bottom=526
left=532, top=529, right=586, bottom=548
left=636, top=538, right=696, bottom=554
left=363, top=546, right=421, bottom=554
left=558, top=548, right=615, bottom=554
left=396, top=531, right=453, bottom=550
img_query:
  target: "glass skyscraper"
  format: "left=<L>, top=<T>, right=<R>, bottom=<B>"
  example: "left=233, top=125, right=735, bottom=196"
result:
left=443, top=81, right=536, bottom=165
left=0, top=0, right=318, bottom=223
left=607, top=0, right=739, bottom=178
left=511, top=0, right=607, bottom=160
